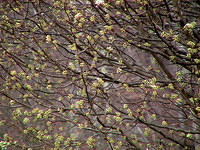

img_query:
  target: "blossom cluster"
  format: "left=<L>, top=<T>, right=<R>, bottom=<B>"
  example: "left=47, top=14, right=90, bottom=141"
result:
left=95, top=0, right=104, bottom=7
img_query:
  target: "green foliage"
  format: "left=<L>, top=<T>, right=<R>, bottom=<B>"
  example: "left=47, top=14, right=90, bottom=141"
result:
left=0, top=141, right=10, bottom=150
left=0, top=0, right=200, bottom=149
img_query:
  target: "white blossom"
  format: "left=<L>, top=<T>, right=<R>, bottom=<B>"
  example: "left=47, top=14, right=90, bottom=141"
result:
left=95, top=0, right=104, bottom=7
